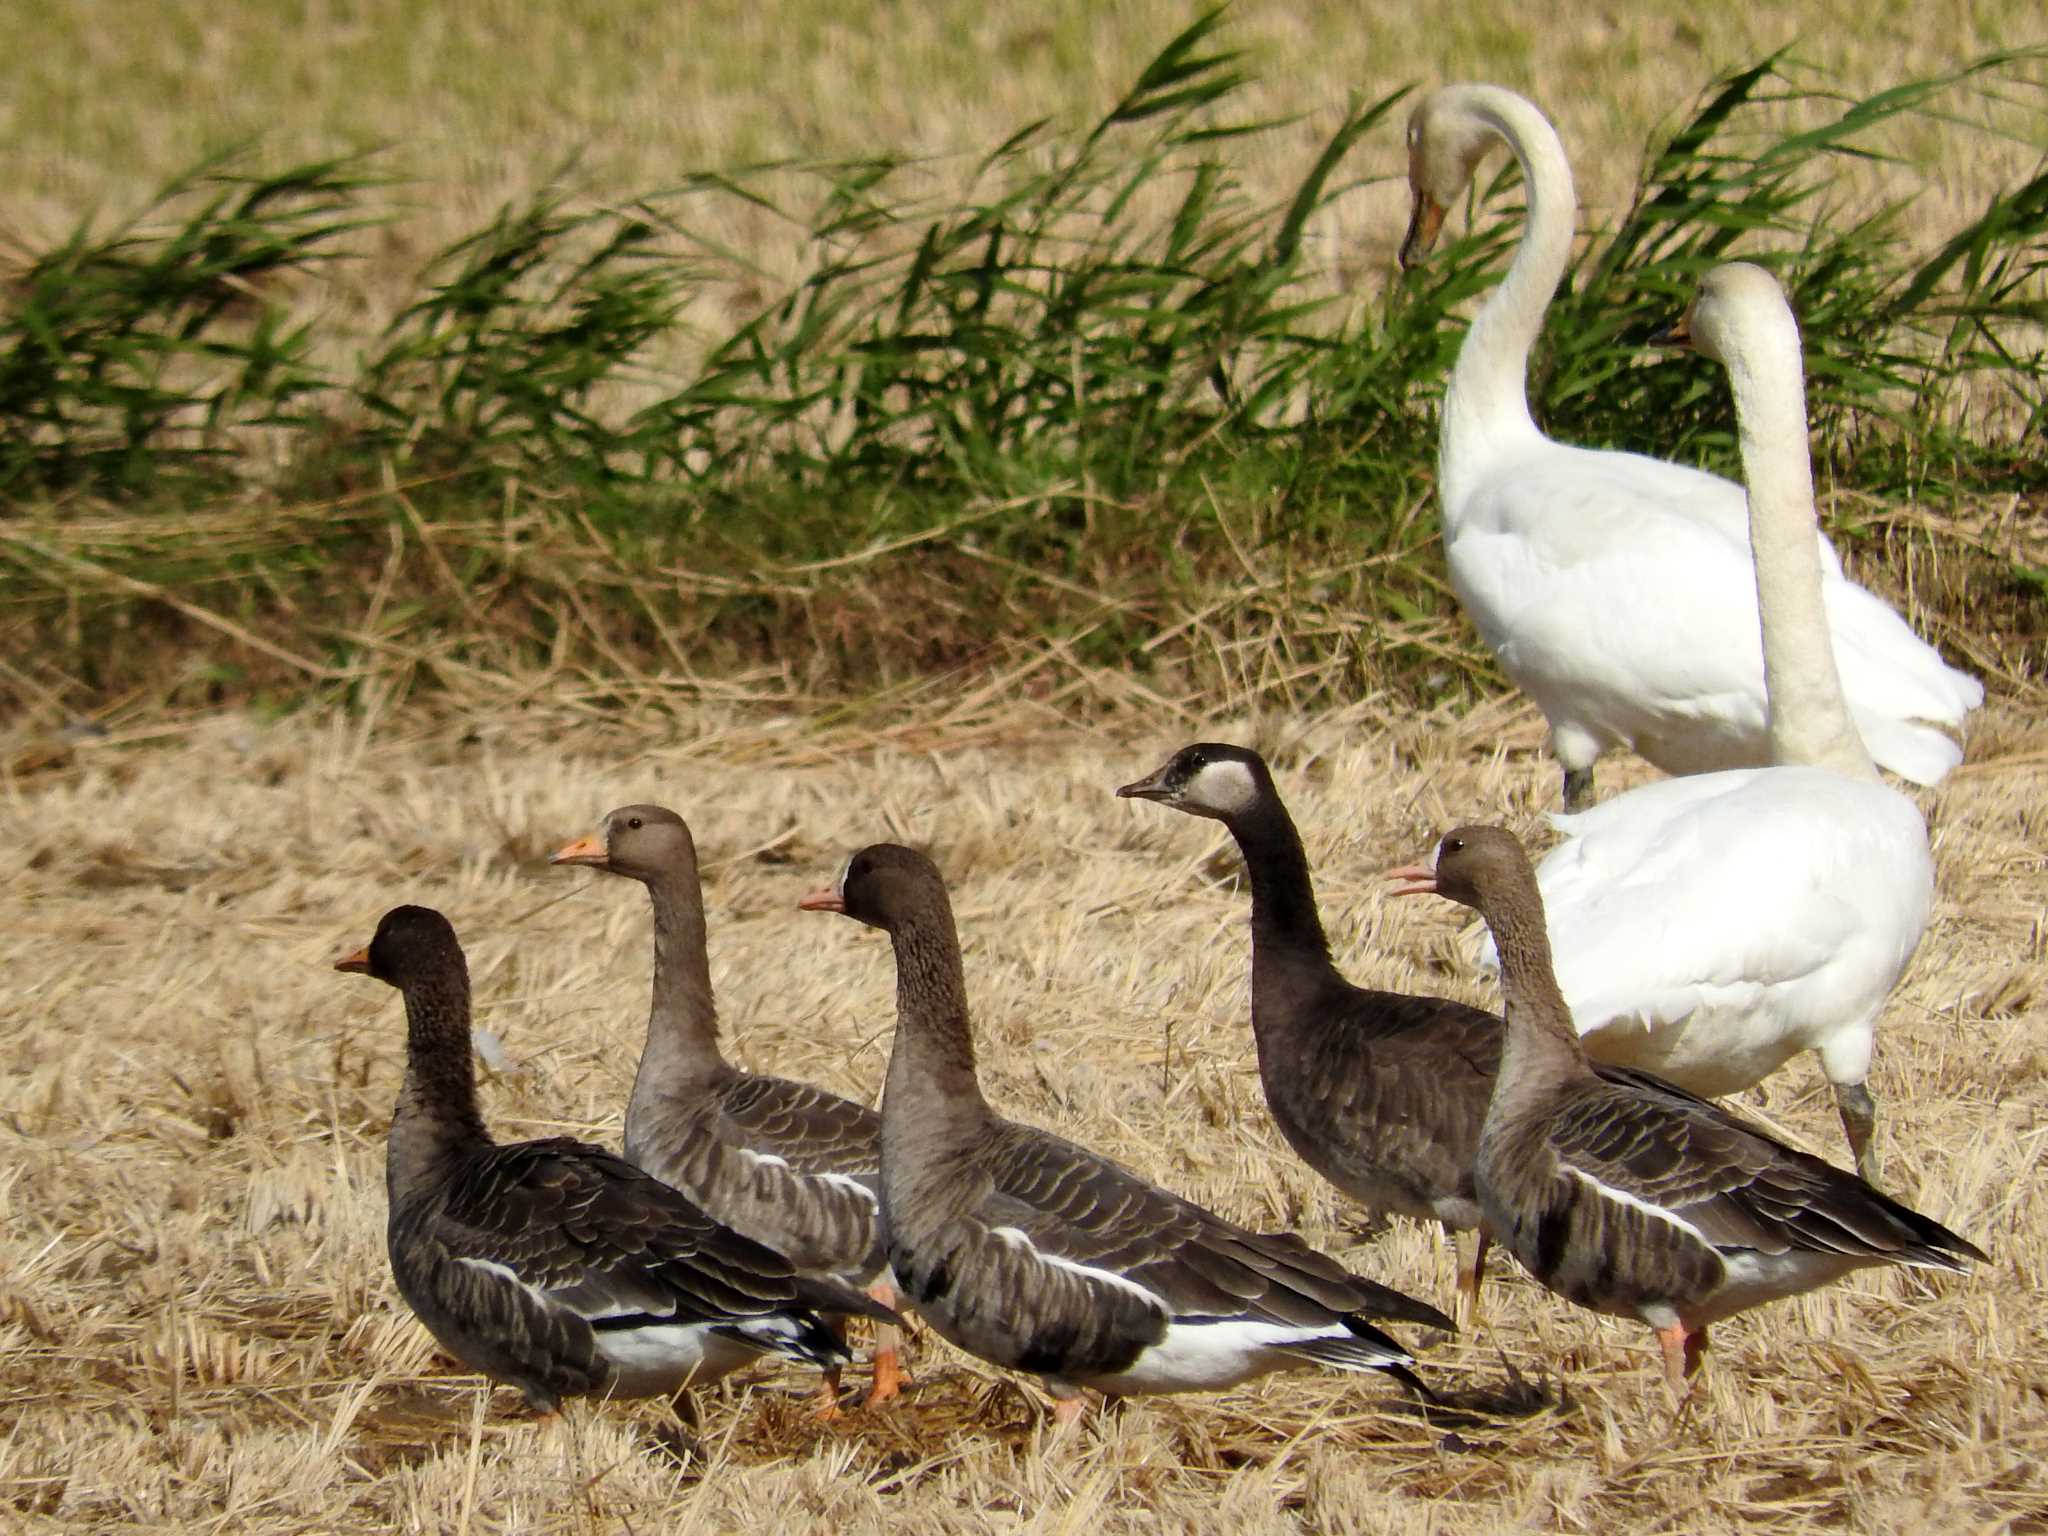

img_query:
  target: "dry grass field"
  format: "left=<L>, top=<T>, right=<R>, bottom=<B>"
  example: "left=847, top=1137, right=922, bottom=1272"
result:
left=3, top=2, right=2046, bottom=1531
left=8, top=0, right=2046, bottom=334
left=2, top=686, right=2042, bottom=1534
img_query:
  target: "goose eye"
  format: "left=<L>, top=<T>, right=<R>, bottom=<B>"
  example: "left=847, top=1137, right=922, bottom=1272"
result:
left=627, top=817, right=643, bottom=830
left=1444, top=836, right=1465, bottom=854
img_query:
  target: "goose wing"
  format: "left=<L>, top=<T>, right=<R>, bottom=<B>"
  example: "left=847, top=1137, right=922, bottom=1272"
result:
left=1544, top=1087, right=1983, bottom=1269
left=977, top=1121, right=1452, bottom=1332
left=425, top=1137, right=881, bottom=1327
left=717, top=1072, right=882, bottom=1181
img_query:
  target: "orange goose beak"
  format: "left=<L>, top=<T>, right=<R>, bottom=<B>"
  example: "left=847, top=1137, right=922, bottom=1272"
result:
left=1384, top=863, right=1439, bottom=898
left=798, top=886, right=844, bottom=913
left=334, top=944, right=372, bottom=974
left=550, top=833, right=609, bottom=868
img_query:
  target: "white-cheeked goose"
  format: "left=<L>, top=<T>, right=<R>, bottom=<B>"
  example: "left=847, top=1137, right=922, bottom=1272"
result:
left=335, top=904, right=898, bottom=1415
left=1118, top=744, right=1505, bottom=1318
left=1389, top=828, right=1985, bottom=1401
left=800, top=843, right=1452, bottom=1425
left=552, top=805, right=905, bottom=1411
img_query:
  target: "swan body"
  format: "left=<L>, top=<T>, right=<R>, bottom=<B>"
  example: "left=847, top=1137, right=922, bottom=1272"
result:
left=1402, top=84, right=1980, bottom=805
left=1479, top=262, right=1936, bottom=1176
left=1532, top=765, right=1930, bottom=1100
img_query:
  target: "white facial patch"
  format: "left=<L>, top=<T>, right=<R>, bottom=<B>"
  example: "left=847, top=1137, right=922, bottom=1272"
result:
left=1185, top=757, right=1260, bottom=817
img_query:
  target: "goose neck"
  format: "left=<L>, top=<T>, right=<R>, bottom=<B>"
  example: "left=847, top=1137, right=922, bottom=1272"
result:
left=635, top=869, right=726, bottom=1084
left=1482, top=894, right=1587, bottom=1095
left=1228, top=797, right=1335, bottom=970
left=1440, top=87, right=1575, bottom=511
left=388, top=973, right=491, bottom=1201
left=880, top=914, right=989, bottom=1153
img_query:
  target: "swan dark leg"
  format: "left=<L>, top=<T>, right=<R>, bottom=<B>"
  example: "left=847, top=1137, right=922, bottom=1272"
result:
left=1561, top=765, right=1596, bottom=812
left=1835, top=1080, right=1880, bottom=1183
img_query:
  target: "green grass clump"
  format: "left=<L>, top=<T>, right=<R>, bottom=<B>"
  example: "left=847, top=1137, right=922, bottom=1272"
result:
left=0, top=155, right=381, bottom=497
left=0, top=16, right=2042, bottom=724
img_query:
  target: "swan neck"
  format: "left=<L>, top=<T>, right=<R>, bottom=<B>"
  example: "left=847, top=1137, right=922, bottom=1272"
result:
left=1725, top=313, right=1880, bottom=782
left=1441, top=89, right=1576, bottom=512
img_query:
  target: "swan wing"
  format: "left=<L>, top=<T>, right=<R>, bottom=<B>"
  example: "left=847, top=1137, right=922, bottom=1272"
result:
left=1530, top=769, right=1931, bottom=1044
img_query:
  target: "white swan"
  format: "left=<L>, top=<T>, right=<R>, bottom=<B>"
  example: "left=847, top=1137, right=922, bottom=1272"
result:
left=1401, top=83, right=1981, bottom=809
left=1481, top=262, right=1935, bottom=1179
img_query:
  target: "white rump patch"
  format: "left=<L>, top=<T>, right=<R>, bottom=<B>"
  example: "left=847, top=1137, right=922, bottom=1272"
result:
left=1094, top=1318, right=1366, bottom=1394
left=594, top=1320, right=760, bottom=1396
left=1186, top=758, right=1260, bottom=817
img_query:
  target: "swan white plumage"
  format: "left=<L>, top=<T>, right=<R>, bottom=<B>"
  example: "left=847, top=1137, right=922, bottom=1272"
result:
left=1479, top=261, right=1935, bottom=1179
left=1401, top=83, right=1981, bottom=809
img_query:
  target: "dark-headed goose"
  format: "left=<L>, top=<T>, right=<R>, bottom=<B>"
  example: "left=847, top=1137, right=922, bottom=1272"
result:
left=335, top=904, right=897, bottom=1415
left=552, top=805, right=904, bottom=1411
left=1389, top=828, right=1984, bottom=1401
left=1118, top=743, right=1506, bottom=1319
left=800, top=844, right=1451, bottom=1425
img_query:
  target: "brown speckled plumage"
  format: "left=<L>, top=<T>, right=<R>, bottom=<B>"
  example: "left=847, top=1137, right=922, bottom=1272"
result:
left=1406, top=826, right=1986, bottom=1397
left=336, top=905, right=893, bottom=1414
left=553, top=806, right=885, bottom=1284
left=806, top=844, right=1450, bottom=1416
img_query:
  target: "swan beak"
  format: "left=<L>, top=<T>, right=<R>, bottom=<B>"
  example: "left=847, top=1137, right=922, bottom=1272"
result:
left=334, top=945, right=372, bottom=974
left=1115, top=766, right=1175, bottom=802
left=1384, top=863, right=1440, bottom=898
left=550, top=833, right=609, bottom=868
left=1648, top=311, right=1695, bottom=350
left=1399, top=194, right=1446, bottom=270
left=798, top=886, right=845, bottom=914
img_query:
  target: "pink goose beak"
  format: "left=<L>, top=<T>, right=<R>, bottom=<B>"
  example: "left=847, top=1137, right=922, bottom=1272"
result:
left=1384, top=863, right=1439, bottom=898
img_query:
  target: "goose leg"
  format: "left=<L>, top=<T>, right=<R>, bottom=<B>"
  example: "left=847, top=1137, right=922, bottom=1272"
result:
left=811, top=1369, right=845, bottom=1420
left=862, top=1279, right=911, bottom=1407
left=1051, top=1394, right=1089, bottom=1428
left=1834, top=1080, right=1880, bottom=1184
left=1453, top=1228, right=1491, bottom=1329
left=813, top=1315, right=852, bottom=1420
left=1653, top=1323, right=1697, bottom=1402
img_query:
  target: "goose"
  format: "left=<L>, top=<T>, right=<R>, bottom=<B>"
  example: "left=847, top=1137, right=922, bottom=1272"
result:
left=1388, top=825, right=1984, bottom=1402
left=1400, top=83, right=1980, bottom=809
left=799, top=843, right=1452, bottom=1424
left=1117, top=743, right=1507, bottom=1318
left=1479, top=262, right=1938, bottom=1178
left=335, top=904, right=898, bottom=1415
left=552, top=805, right=906, bottom=1412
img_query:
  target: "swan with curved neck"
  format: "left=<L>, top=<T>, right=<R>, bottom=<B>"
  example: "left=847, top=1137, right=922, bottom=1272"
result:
left=1484, top=262, right=1935, bottom=1177
left=1401, top=84, right=1980, bottom=809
